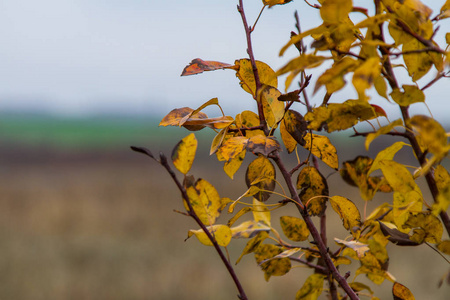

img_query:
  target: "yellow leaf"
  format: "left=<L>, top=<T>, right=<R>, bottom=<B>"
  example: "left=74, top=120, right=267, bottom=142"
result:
left=374, top=75, right=388, bottom=99
left=235, top=110, right=265, bottom=137
left=404, top=212, right=443, bottom=244
left=315, top=57, right=358, bottom=94
left=437, top=240, right=450, bottom=255
left=297, top=166, right=328, bottom=216
left=253, top=198, right=271, bottom=226
left=305, top=100, right=378, bottom=132
left=262, top=0, right=293, bottom=7
left=295, top=273, right=325, bottom=300
left=320, top=0, right=352, bottom=24
left=302, top=133, right=339, bottom=170
left=223, top=149, right=246, bottom=179
left=277, top=54, right=328, bottom=91
left=402, top=39, right=433, bottom=81
left=365, top=119, right=404, bottom=150
left=280, top=216, right=310, bottom=242
left=330, top=196, right=362, bottom=234
left=235, top=59, right=277, bottom=97
left=235, top=231, right=269, bottom=264
left=210, top=126, right=229, bottom=155
left=280, top=25, right=327, bottom=56
left=334, top=238, right=369, bottom=258
left=393, top=282, right=415, bottom=300
left=231, top=220, right=271, bottom=239
left=259, top=85, right=284, bottom=127
left=349, top=282, right=374, bottom=294
left=255, top=244, right=291, bottom=281
left=390, top=85, right=425, bottom=106
left=409, top=115, right=449, bottom=156
left=172, top=133, right=197, bottom=174
left=246, top=155, right=276, bottom=202
left=188, top=225, right=232, bottom=247
left=352, top=57, right=381, bottom=98
left=368, top=141, right=409, bottom=175
left=185, top=179, right=223, bottom=225
left=217, top=136, right=248, bottom=162
left=280, top=118, right=297, bottom=153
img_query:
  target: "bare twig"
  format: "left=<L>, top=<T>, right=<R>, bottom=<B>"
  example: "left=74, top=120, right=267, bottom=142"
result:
left=158, top=153, right=248, bottom=300
left=237, top=1, right=268, bottom=135
left=290, top=257, right=328, bottom=274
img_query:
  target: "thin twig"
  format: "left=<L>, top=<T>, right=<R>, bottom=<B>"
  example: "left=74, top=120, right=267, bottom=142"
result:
left=237, top=1, right=268, bottom=135
left=290, top=257, right=328, bottom=274
left=158, top=153, right=248, bottom=300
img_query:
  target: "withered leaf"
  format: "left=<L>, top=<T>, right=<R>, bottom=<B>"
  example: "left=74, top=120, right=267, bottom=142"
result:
left=181, top=58, right=234, bottom=76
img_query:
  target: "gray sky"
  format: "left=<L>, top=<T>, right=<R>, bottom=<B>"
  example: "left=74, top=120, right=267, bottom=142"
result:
left=1, top=0, right=448, bottom=121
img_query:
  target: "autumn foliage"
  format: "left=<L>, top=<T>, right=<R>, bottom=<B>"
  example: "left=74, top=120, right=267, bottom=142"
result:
left=133, top=0, right=450, bottom=299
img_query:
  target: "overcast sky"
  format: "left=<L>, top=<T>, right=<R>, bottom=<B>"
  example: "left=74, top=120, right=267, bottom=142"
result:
left=0, top=0, right=448, bottom=121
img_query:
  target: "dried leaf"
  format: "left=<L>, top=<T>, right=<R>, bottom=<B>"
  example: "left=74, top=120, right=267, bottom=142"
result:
left=231, top=220, right=271, bottom=239
left=409, top=115, right=449, bottom=156
left=262, top=0, right=293, bottom=7
left=160, top=107, right=208, bottom=131
left=181, top=58, right=234, bottom=76
left=247, top=135, right=281, bottom=156
left=217, top=136, right=248, bottom=162
left=210, top=126, right=229, bottom=155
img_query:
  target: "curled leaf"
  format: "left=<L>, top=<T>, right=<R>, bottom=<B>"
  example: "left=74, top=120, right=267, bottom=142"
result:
left=187, top=225, right=232, bottom=247
left=181, top=58, right=234, bottom=76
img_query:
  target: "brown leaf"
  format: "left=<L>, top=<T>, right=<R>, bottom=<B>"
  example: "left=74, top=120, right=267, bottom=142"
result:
left=181, top=58, right=234, bottom=76
left=284, top=110, right=307, bottom=146
left=247, top=135, right=281, bottom=156
left=160, top=107, right=208, bottom=131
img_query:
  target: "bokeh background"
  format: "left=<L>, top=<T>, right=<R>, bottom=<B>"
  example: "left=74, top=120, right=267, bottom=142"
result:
left=1, top=1, right=449, bottom=299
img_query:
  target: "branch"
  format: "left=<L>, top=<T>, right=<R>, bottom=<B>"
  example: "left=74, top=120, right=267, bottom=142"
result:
left=237, top=1, right=268, bottom=135
left=271, top=152, right=360, bottom=300
left=289, top=257, right=328, bottom=274
left=158, top=153, right=248, bottom=300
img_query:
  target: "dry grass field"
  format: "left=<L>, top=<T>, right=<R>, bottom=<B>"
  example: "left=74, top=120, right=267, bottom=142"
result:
left=0, top=136, right=449, bottom=299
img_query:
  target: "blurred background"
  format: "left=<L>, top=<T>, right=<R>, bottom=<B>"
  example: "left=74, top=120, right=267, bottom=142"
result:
left=1, top=0, right=449, bottom=299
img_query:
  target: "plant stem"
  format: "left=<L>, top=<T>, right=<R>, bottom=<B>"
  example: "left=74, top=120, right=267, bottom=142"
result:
left=159, top=153, right=248, bottom=300
left=271, top=152, right=360, bottom=300
left=237, top=0, right=268, bottom=135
